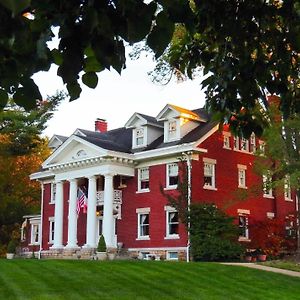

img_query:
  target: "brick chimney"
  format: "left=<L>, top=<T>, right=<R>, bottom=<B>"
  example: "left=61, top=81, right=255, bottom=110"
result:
left=95, top=118, right=107, bottom=132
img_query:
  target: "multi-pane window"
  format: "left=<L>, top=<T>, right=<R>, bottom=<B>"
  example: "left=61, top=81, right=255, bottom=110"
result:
left=50, top=183, right=56, bottom=203
left=240, top=138, right=249, bottom=151
left=168, top=120, right=177, bottom=140
left=284, top=176, right=292, bottom=200
left=49, top=219, right=55, bottom=243
left=167, top=251, right=179, bottom=260
left=259, top=141, right=265, bottom=155
left=31, top=224, right=40, bottom=244
left=223, top=135, right=230, bottom=149
left=138, top=167, right=150, bottom=191
left=238, top=215, right=249, bottom=239
left=233, top=137, right=239, bottom=150
left=138, top=213, right=149, bottom=238
left=135, top=127, right=144, bottom=146
left=238, top=166, right=247, bottom=188
left=167, top=163, right=178, bottom=188
left=285, top=216, right=296, bottom=237
left=263, top=173, right=273, bottom=197
left=250, top=134, right=256, bottom=153
left=203, top=162, right=216, bottom=189
left=167, top=211, right=179, bottom=236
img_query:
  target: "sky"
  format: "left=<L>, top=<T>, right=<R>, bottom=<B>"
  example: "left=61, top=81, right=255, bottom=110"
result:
left=34, top=51, right=206, bottom=138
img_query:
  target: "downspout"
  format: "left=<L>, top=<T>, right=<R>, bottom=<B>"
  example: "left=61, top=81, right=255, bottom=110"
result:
left=38, top=182, right=44, bottom=259
left=182, top=152, right=192, bottom=262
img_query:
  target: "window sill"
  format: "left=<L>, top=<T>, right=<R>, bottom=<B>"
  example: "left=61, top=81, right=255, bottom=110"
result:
left=263, top=194, right=274, bottom=199
left=48, top=242, right=54, bottom=245
left=136, top=189, right=150, bottom=194
left=238, top=237, right=251, bottom=242
left=223, top=146, right=231, bottom=150
left=136, top=237, right=150, bottom=241
left=29, top=243, right=40, bottom=246
left=203, top=186, right=217, bottom=191
left=164, top=186, right=177, bottom=191
left=49, top=202, right=55, bottom=205
left=238, top=186, right=248, bottom=189
left=164, top=235, right=180, bottom=240
left=285, top=198, right=293, bottom=202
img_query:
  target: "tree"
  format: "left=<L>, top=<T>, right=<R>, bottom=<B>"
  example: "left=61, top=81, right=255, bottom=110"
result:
left=0, top=0, right=298, bottom=136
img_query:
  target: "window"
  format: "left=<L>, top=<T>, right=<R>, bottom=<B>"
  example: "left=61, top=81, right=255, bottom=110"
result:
left=285, top=216, right=296, bottom=237
left=50, top=183, right=56, bottom=203
left=263, top=173, right=273, bottom=198
left=259, top=141, right=265, bottom=155
left=233, top=137, right=239, bottom=150
left=238, top=215, right=249, bottom=239
left=223, top=135, right=231, bottom=149
left=165, top=207, right=179, bottom=238
left=284, top=176, right=292, bottom=201
left=168, top=120, right=177, bottom=140
left=138, top=213, right=150, bottom=239
left=166, top=163, right=178, bottom=188
left=238, top=165, right=247, bottom=188
left=49, top=219, right=55, bottom=243
left=138, top=167, right=150, bottom=192
left=240, top=138, right=249, bottom=151
left=135, top=127, right=145, bottom=147
left=31, top=224, right=40, bottom=245
left=203, top=160, right=216, bottom=189
left=250, top=134, right=256, bottom=153
left=167, top=251, right=179, bottom=260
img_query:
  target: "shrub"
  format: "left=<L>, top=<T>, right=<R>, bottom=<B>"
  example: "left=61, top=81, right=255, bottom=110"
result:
left=7, top=240, right=17, bottom=254
left=97, top=235, right=106, bottom=252
left=189, top=203, right=243, bottom=261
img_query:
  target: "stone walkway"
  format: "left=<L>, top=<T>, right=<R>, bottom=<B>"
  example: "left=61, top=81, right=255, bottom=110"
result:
left=221, top=262, right=300, bottom=278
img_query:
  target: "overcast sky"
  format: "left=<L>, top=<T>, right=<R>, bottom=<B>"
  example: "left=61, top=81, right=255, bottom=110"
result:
left=34, top=51, right=206, bottom=138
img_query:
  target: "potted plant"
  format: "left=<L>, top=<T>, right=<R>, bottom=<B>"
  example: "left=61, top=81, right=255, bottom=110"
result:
left=96, top=235, right=107, bottom=260
left=6, top=240, right=17, bottom=259
left=257, top=249, right=267, bottom=262
left=244, top=251, right=252, bottom=262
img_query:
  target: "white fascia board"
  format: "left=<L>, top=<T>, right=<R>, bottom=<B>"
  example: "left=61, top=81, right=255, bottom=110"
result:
left=42, top=135, right=109, bottom=168
left=193, top=124, right=220, bottom=146
left=30, top=170, right=54, bottom=181
left=133, top=143, right=207, bottom=161
left=73, top=129, right=86, bottom=136
left=124, top=113, right=147, bottom=128
left=156, top=104, right=179, bottom=121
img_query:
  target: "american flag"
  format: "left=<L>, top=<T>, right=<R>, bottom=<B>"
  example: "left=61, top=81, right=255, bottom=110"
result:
left=76, top=187, right=87, bottom=215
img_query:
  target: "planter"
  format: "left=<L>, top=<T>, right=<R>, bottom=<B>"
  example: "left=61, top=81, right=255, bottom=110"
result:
left=245, top=256, right=252, bottom=262
left=96, top=252, right=107, bottom=261
left=6, top=253, right=14, bottom=259
left=107, top=252, right=116, bottom=260
left=258, top=254, right=267, bottom=262
left=251, top=256, right=257, bottom=262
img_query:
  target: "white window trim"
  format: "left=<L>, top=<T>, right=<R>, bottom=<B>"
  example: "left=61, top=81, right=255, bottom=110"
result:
left=249, top=134, right=256, bottom=153
left=237, top=165, right=247, bottom=189
left=164, top=206, right=179, bottom=240
left=233, top=136, right=239, bottom=151
left=166, top=251, right=179, bottom=261
left=133, top=126, right=147, bottom=149
left=203, top=158, right=217, bottom=190
left=223, top=132, right=231, bottom=149
left=164, top=119, right=180, bottom=143
left=267, top=212, right=275, bottom=219
left=136, top=208, right=150, bottom=240
left=50, top=182, right=56, bottom=204
left=48, top=217, right=55, bottom=244
left=284, top=176, right=293, bottom=201
left=137, top=167, right=150, bottom=193
left=238, top=214, right=250, bottom=241
left=165, top=163, right=178, bottom=190
left=262, top=174, right=274, bottom=198
left=240, top=138, right=249, bottom=152
left=30, top=221, right=41, bottom=246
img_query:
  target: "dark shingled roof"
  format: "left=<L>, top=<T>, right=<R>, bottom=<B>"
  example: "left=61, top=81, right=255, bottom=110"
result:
left=138, top=113, right=163, bottom=127
left=70, top=108, right=216, bottom=153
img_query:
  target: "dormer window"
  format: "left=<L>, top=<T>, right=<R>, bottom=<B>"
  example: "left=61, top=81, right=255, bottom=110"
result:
left=168, top=121, right=177, bottom=139
left=164, top=119, right=179, bottom=142
left=133, top=127, right=146, bottom=148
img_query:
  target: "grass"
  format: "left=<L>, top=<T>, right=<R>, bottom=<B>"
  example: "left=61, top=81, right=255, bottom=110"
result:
left=261, top=260, right=300, bottom=272
left=0, top=260, right=299, bottom=300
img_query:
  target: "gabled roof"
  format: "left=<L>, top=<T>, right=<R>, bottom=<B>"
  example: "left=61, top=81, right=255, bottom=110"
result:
left=125, top=112, right=163, bottom=128
left=156, top=104, right=203, bottom=121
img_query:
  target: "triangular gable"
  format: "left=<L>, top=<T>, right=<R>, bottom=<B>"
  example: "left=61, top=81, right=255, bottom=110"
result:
left=156, top=104, right=201, bottom=121
left=125, top=112, right=148, bottom=128
left=73, top=129, right=86, bottom=136
left=48, top=135, right=67, bottom=151
left=42, top=135, right=109, bottom=168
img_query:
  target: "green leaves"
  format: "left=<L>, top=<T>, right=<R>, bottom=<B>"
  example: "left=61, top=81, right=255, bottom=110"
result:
left=0, top=0, right=30, bottom=16
left=147, top=11, right=175, bottom=58
left=82, top=72, right=98, bottom=89
left=0, top=90, right=8, bottom=109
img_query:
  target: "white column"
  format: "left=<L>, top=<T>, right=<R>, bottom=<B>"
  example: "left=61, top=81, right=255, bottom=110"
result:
left=85, top=176, right=97, bottom=248
left=103, top=174, right=115, bottom=248
left=52, top=181, right=64, bottom=249
left=65, top=179, right=78, bottom=249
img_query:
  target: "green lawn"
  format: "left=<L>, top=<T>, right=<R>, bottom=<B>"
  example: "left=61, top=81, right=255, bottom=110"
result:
left=261, top=260, right=300, bottom=272
left=0, top=260, right=299, bottom=300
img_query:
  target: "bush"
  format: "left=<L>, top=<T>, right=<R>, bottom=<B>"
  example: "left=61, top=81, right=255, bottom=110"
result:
left=97, top=235, right=106, bottom=252
left=7, top=240, right=17, bottom=254
left=189, top=203, right=243, bottom=261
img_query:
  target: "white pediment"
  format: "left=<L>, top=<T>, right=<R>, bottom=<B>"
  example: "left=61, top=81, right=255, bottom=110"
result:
left=42, top=135, right=108, bottom=168
left=125, top=113, right=148, bottom=128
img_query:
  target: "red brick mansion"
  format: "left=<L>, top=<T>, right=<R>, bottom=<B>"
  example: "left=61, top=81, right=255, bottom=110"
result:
left=21, top=104, right=296, bottom=260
